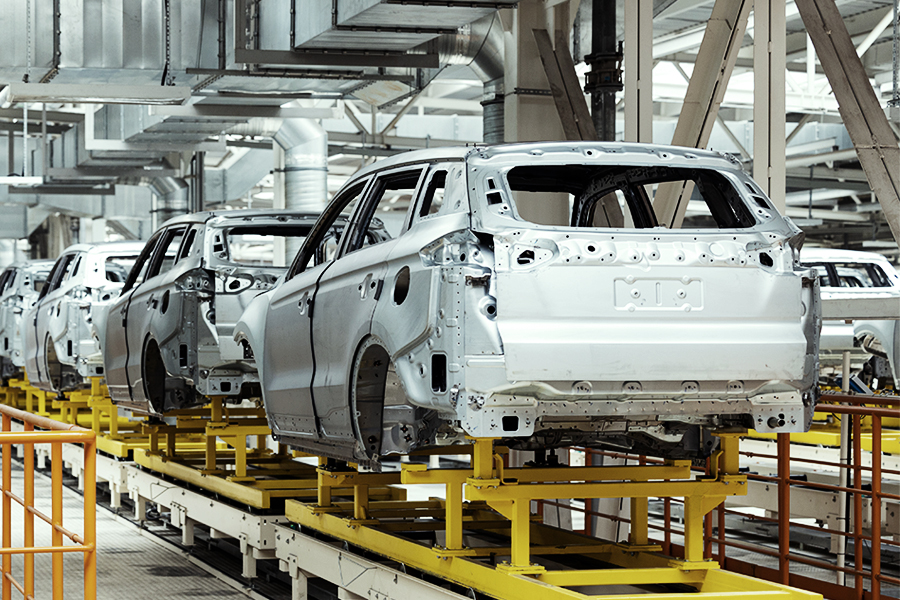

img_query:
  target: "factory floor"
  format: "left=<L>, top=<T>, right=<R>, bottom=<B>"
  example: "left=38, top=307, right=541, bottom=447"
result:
left=2, top=462, right=251, bottom=599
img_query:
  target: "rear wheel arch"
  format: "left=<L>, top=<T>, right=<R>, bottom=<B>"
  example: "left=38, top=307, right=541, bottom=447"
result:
left=141, top=335, right=168, bottom=413
left=350, top=336, right=392, bottom=460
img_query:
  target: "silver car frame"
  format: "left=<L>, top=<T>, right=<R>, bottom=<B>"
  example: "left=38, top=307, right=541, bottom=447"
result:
left=101, top=210, right=323, bottom=415
left=0, top=260, right=54, bottom=379
left=24, top=242, right=145, bottom=393
left=235, top=142, right=821, bottom=465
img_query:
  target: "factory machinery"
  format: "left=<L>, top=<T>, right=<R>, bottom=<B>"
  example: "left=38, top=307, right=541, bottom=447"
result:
left=1, top=373, right=896, bottom=600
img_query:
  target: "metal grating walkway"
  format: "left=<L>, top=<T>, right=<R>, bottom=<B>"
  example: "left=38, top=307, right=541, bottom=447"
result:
left=1, top=461, right=249, bottom=599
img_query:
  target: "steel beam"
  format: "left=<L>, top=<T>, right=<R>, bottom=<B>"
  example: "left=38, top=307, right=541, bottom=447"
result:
left=234, top=48, right=439, bottom=69
left=624, top=0, right=653, bottom=143
left=652, top=0, right=752, bottom=228
left=795, top=0, right=900, bottom=243
left=532, top=29, right=597, bottom=140
left=754, top=0, right=788, bottom=212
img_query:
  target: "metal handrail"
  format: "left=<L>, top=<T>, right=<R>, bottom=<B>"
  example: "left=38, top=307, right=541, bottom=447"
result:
left=0, top=404, right=96, bottom=600
left=557, top=396, right=897, bottom=600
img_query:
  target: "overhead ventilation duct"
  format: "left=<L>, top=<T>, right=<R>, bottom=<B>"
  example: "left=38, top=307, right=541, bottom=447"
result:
left=438, top=14, right=506, bottom=143
left=295, top=0, right=518, bottom=52
left=229, top=118, right=328, bottom=261
left=148, top=177, right=190, bottom=230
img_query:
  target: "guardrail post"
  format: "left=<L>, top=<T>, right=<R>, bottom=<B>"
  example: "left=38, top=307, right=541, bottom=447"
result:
left=777, top=432, right=791, bottom=585
left=2, top=413, right=10, bottom=599
left=52, top=442, right=64, bottom=600
left=84, top=434, right=97, bottom=599
left=24, top=421, right=35, bottom=598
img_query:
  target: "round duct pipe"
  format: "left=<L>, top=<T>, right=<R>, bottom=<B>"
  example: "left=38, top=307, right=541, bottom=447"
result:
left=148, top=177, right=189, bottom=231
left=438, top=14, right=506, bottom=144
left=229, top=117, right=328, bottom=263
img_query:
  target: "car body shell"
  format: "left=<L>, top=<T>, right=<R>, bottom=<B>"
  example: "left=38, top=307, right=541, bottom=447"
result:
left=24, top=242, right=145, bottom=392
left=101, top=210, right=322, bottom=414
left=801, top=248, right=900, bottom=382
left=235, top=142, right=821, bottom=465
left=0, top=260, right=54, bottom=377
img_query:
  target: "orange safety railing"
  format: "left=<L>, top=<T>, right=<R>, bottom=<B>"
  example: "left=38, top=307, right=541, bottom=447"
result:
left=543, top=395, right=897, bottom=600
left=0, top=404, right=96, bottom=600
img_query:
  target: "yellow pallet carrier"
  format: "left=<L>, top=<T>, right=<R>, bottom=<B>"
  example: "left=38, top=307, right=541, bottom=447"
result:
left=287, top=434, right=819, bottom=600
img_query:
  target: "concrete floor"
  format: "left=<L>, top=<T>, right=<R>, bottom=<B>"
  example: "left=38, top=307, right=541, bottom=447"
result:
left=1, top=462, right=249, bottom=599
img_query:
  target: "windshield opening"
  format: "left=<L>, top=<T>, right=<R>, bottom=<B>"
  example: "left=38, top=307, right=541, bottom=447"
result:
left=502, top=165, right=757, bottom=230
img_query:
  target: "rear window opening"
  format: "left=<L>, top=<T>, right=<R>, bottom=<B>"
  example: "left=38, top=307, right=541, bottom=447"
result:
left=219, top=225, right=313, bottom=267
left=105, top=256, right=140, bottom=283
left=502, top=165, right=757, bottom=230
left=803, top=261, right=894, bottom=288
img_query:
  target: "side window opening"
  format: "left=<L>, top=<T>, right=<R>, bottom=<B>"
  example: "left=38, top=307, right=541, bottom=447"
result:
left=39, top=254, right=75, bottom=300
left=61, top=255, right=81, bottom=283
left=122, top=232, right=164, bottom=293
left=152, top=227, right=188, bottom=278
left=288, top=181, right=368, bottom=278
left=347, top=168, right=424, bottom=254
left=418, top=170, right=448, bottom=218
left=178, top=227, right=199, bottom=262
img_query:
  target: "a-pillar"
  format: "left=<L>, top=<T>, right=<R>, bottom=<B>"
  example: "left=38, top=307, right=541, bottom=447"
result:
left=753, top=0, right=787, bottom=212
left=624, top=0, right=653, bottom=143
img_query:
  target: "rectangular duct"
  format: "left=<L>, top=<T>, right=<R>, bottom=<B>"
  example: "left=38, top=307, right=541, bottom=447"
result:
left=294, top=0, right=519, bottom=51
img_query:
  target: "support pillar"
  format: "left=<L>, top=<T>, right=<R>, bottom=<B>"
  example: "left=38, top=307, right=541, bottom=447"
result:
left=795, top=0, right=900, bottom=243
left=504, top=0, right=566, bottom=143
left=753, top=0, right=787, bottom=212
left=586, top=0, right=622, bottom=140
left=624, top=0, right=654, bottom=143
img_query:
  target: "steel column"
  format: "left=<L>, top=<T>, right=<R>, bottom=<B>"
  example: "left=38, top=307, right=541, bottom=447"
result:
left=753, top=0, right=787, bottom=212
left=653, top=0, right=752, bottom=227
left=795, top=0, right=900, bottom=243
left=624, top=0, right=654, bottom=143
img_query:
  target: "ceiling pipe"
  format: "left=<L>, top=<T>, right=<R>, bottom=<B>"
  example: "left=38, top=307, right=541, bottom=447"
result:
left=148, top=177, right=190, bottom=231
left=229, top=117, right=328, bottom=262
left=437, top=14, right=506, bottom=144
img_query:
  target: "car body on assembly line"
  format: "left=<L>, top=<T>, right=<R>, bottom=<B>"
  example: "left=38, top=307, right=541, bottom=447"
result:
left=235, top=142, right=821, bottom=466
left=101, top=210, right=326, bottom=415
left=0, top=260, right=54, bottom=380
left=24, top=242, right=145, bottom=393
left=801, top=248, right=900, bottom=386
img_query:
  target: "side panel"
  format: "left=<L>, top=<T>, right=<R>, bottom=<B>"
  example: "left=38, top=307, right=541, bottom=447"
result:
left=124, top=277, right=164, bottom=407
left=102, top=292, right=133, bottom=402
left=311, top=243, right=392, bottom=442
left=261, top=264, right=325, bottom=438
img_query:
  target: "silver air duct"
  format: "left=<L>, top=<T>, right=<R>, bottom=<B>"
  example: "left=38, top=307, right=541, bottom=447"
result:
left=229, top=118, right=329, bottom=262
left=148, top=177, right=189, bottom=231
left=438, top=14, right=506, bottom=144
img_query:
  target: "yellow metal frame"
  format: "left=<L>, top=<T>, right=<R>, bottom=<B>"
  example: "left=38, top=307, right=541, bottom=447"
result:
left=0, top=403, right=96, bottom=600
left=133, top=397, right=408, bottom=509
left=286, top=434, right=819, bottom=600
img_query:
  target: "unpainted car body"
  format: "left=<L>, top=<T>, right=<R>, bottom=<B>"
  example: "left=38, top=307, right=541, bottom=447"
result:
left=801, top=248, right=900, bottom=384
left=0, top=260, right=54, bottom=379
left=101, top=211, right=323, bottom=415
left=24, top=242, right=145, bottom=392
left=235, top=142, right=821, bottom=466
